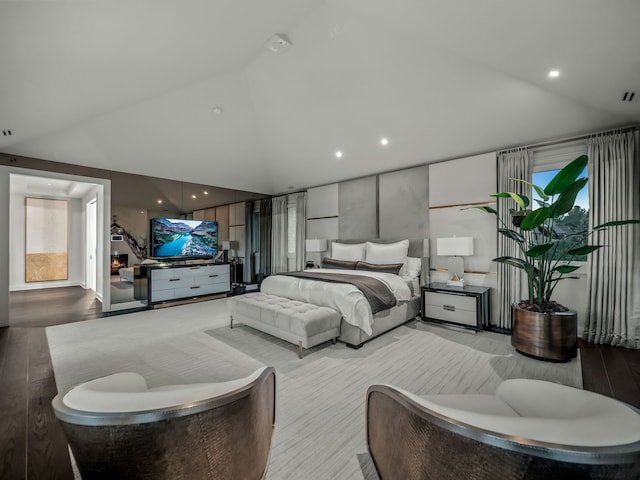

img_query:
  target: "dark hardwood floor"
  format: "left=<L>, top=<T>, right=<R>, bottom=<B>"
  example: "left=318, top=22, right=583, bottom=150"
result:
left=1, top=286, right=639, bottom=479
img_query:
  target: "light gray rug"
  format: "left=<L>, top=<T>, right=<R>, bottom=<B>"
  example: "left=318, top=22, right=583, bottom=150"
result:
left=47, top=300, right=582, bottom=480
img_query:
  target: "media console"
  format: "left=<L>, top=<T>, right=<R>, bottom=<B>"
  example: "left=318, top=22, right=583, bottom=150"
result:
left=134, top=260, right=231, bottom=307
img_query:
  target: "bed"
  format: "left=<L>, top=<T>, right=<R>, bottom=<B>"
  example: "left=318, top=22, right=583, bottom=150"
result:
left=259, top=238, right=428, bottom=348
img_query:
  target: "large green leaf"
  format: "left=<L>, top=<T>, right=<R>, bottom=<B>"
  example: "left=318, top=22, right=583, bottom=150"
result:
left=491, top=192, right=530, bottom=208
left=543, top=155, right=588, bottom=196
left=593, top=219, right=640, bottom=230
left=567, top=245, right=602, bottom=256
left=548, top=177, right=588, bottom=218
left=520, top=207, right=550, bottom=231
left=526, top=243, right=553, bottom=257
left=498, top=228, right=525, bottom=244
left=552, top=265, right=581, bottom=274
left=514, top=179, right=549, bottom=201
left=493, top=256, right=531, bottom=271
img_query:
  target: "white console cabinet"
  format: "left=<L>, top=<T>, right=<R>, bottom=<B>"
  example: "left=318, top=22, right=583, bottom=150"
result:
left=140, top=262, right=230, bottom=306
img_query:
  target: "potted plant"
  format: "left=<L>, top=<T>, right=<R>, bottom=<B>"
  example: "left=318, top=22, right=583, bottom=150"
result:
left=473, top=155, right=639, bottom=362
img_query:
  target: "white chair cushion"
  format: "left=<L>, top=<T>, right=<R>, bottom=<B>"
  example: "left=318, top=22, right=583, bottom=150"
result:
left=63, top=368, right=267, bottom=413
left=390, top=380, right=640, bottom=447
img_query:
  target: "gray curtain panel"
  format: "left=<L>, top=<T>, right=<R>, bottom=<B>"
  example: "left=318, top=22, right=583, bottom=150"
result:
left=584, top=130, right=640, bottom=349
left=258, top=199, right=272, bottom=275
left=496, top=148, right=531, bottom=330
left=271, top=196, right=288, bottom=274
left=244, top=201, right=254, bottom=283
left=295, top=192, right=307, bottom=271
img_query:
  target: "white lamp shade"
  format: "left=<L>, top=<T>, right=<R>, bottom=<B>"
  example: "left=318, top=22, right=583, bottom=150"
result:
left=305, top=239, right=327, bottom=253
left=436, top=237, right=474, bottom=256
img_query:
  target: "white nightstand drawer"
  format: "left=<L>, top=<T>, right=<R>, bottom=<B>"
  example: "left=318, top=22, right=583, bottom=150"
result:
left=424, top=291, right=478, bottom=327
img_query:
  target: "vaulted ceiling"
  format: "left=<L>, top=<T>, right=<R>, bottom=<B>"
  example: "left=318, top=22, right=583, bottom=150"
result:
left=1, top=0, right=639, bottom=196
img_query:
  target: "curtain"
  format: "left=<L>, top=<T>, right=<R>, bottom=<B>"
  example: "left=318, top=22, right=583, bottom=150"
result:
left=258, top=199, right=272, bottom=276
left=295, top=192, right=307, bottom=271
left=584, top=130, right=640, bottom=349
left=243, top=201, right=254, bottom=283
left=496, top=148, right=532, bottom=330
left=271, top=196, right=288, bottom=274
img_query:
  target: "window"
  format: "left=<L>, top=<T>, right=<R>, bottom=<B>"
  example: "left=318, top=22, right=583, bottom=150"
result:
left=531, top=167, right=589, bottom=261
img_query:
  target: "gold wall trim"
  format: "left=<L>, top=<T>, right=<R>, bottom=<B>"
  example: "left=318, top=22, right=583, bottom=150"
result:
left=430, top=267, right=496, bottom=275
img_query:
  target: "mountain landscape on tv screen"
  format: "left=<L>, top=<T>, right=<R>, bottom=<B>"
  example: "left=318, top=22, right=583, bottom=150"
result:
left=153, top=219, right=218, bottom=257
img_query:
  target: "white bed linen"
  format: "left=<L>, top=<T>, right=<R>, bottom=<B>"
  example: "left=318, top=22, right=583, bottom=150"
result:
left=259, top=269, right=411, bottom=336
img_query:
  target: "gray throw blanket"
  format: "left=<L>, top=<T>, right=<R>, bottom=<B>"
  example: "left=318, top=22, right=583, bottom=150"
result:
left=277, top=271, right=396, bottom=314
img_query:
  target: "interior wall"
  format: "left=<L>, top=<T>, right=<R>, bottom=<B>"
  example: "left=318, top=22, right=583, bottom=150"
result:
left=192, top=201, right=247, bottom=260
left=379, top=165, right=429, bottom=238
left=0, top=171, right=9, bottom=327
left=0, top=166, right=111, bottom=322
left=10, top=193, right=85, bottom=291
left=306, top=166, right=430, bottom=265
left=428, top=152, right=499, bottom=322
left=338, top=177, right=378, bottom=239
left=228, top=202, right=246, bottom=259
left=306, top=184, right=339, bottom=241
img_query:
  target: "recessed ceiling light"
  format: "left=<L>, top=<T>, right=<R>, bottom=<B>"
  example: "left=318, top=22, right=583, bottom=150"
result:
left=380, top=138, right=389, bottom=146
left=191, top=194, right=196, bottom=199
left=157, top=200, right=162, bottom=204
left=203, top=191, right=208, bottom=195
left=335, top=150, right=343, bottom=158
left=548, top=70, right=560, bottom=78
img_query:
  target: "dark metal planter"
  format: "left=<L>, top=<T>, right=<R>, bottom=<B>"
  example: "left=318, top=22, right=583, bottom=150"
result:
left=511, top=303, right=578, bottom=362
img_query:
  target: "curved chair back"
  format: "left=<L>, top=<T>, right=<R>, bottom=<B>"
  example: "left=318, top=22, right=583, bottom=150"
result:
left=53, top=367, right=276, bottom=480
left=366, top=384, right=640, bottom=480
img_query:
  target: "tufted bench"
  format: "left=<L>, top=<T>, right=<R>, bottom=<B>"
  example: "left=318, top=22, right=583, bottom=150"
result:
left=227, top=293, right=341, bottom=358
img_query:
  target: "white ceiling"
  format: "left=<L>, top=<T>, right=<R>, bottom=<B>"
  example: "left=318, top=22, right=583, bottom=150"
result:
left=1, top=0, right=638, bottom=195
left=10, top=173, right=97, bottom=199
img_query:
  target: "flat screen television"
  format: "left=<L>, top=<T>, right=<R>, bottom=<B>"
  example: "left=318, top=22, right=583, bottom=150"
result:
left=150, top=218, right=218, bottom=259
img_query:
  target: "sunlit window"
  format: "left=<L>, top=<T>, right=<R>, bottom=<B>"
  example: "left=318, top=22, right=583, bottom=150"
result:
left=532, top=167, right=589, bottom=261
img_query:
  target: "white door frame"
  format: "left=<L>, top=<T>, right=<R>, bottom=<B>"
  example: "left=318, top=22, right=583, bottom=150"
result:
left=86, top=197, right=97, bottom=291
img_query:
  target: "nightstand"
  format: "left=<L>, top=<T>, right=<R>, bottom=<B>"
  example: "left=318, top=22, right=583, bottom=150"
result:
left=421, top=282, right=491, bottom=331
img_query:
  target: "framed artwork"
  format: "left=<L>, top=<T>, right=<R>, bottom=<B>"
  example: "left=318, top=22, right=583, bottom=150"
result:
left=25, top=198, right=69, bottom=282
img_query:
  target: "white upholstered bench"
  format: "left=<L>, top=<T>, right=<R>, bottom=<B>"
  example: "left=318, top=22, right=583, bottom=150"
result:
left=227, top=293, right=341, bottom=358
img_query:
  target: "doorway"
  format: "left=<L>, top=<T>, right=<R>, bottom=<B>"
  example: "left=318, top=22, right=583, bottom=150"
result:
left=7, top=171, right=111, bottom=326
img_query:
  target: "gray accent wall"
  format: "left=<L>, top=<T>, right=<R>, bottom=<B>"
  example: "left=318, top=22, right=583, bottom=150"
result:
left=338, top=176, right=378, bottom=239
left=379, top=165, right=429, bottom=238
left=306, top=167, right=431, bottom=245
left=306, top=184, right=339, bottom=241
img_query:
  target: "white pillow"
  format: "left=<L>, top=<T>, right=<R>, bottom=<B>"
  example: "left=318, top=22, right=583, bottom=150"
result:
left=365, top=240, right=409, bottom=265
left=400, top=257, right=422, bottom=278
left=331, top=242, right=366, bottom=261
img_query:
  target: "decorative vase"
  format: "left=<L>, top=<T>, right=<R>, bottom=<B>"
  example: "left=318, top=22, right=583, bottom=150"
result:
left=510, top=303, right=577, bottom=362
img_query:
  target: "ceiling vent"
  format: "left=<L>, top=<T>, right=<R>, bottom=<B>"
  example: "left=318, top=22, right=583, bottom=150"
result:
left=621, top=91, right=638, bottom=103
left=264, top=34, right=292, bottom=54
left=2, top=129, right=12, bottom=136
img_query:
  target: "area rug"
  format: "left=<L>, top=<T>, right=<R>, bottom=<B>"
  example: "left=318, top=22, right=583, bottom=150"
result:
left=47, top=301, right=582, bottom=480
